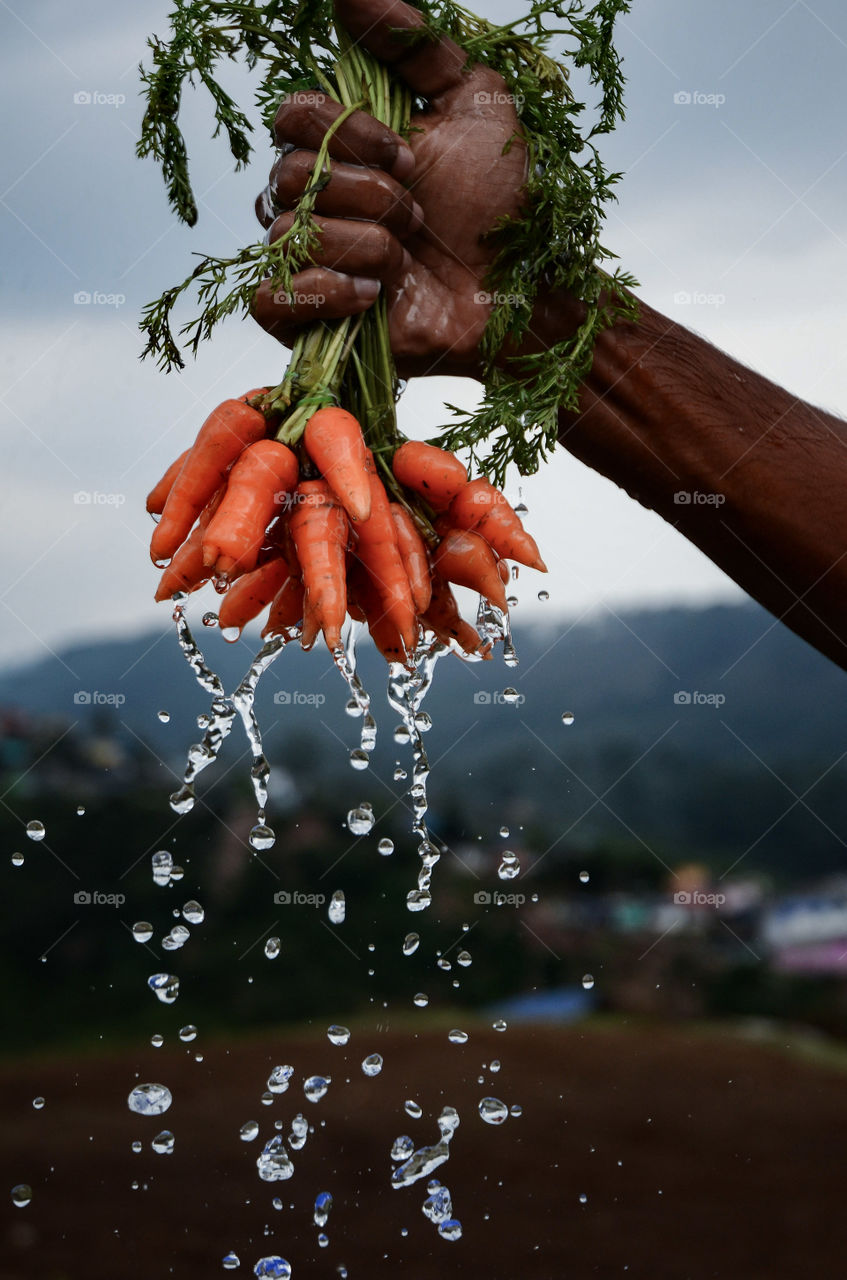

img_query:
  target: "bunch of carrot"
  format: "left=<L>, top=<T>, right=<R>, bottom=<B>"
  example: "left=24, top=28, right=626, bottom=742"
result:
left=148, top=390, right=546, bottom=664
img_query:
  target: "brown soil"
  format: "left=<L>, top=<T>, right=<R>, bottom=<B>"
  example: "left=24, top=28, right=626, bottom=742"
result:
left=1, top=1021, right=845, bottom=1280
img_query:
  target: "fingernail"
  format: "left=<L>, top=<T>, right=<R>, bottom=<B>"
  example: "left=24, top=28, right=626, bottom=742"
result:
left=410, top=201, right=425, bottom=232
left=392, top=143, right=415, bottom=182
left=354, top=278, right=381, bottom=301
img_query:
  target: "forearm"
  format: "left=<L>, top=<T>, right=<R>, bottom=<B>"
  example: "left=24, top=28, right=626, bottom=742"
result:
left=540, top=292, right=847, bottom=671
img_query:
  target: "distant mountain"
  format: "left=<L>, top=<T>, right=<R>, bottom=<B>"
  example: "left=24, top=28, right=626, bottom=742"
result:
left=2, top=601, right=845, bottom=878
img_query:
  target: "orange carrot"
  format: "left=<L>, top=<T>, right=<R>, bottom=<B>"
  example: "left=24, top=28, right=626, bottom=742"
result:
left=448, top=479, right=547, bottom=571
left=147, top=448, right=190, bottom=516
left=432, top=528, right=509, bottom=612
left=304, top=406, right=371, bottom=523
left=150, top=398, right=267, bottom=564
left=392, top=441, right=468, bottom=510
left=217, top=555, right=294, bottom=635
left=202, top=440, right=299, bottom=578
left=352, top=454, right=418, bottom=653
left=390, top=506, right=432, bottom=614
left=262, top=573, right=305, bottom=638
left=347, top=561, right=407, bottom=663
left=421, top=574, right=491, bottom=659
left=287, top=479, right=348, bottom=652
left=154, top=489, right=223, bottom=601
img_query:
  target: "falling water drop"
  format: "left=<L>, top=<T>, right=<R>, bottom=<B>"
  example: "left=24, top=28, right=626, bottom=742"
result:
left=25, top=821, right=45, bottom=842
left=349, top=749, right=370, bottom=770
left=11, top=852, right=24, bottom=867
left=404, top=1100, right=423, bottom=1119
left=249, top=824, right=276, bottom=851
left=562, top=711, right=575, bottom=726
left=448, top=1030, right=468, bottom=1045
left=304, top=1075, right=330, bottom=1103
left=127, top=1084, right=172, bottom=1117
left=478, top=1097, right=509, bottom=1125
left=179, top=1025, right=197, bottom=1042
left=11, top=1185, right=32, bottom=1208
left=497, top=850, right=520, bottom=880
left=391, top=1135, right=414, bottom=1161
left=314, top=1190, right=333, bottom=1227
left=148, top=974, right=179, bottom=1004
left=582, top=974, right=595, bottom=990
left=182, top=900, right=204, bottom=924
left=151, top=850, right=173, bottom=886
left=264, top=937, right=281, bottom=960
left=256, top=1138, right=294, bottom=1183
left=361, top=1053, right=383, bottom=1077
left=346, top=806, right=375, bottom=836
left=492, top=1019, right=507, bottom=1033
left=222, top=1253, right=240, bottom=1270
left=152, top=1130, right=175, bottom=1155
left=579, top=870, right=590, bottom=884
left=157, top=709, right=170, bottom=723
left=253, top=1259, right=291, bottom=1279
left=267, top=1065, right=294, bottom=1095
left=457, top=951, right=472, bottom=968
left=328, top=891, right=346, bottom=924
left=377, top=838, right=394, bottom=856
left=132, top=922, right=153, bottom=943
left=413, top=993, right=429, bottom=1008
left=327, top=1025, right=350, bottom=1046
left=240, top=1122, right=259, bottom=1142
left=403, top=933, right=420, bottom=956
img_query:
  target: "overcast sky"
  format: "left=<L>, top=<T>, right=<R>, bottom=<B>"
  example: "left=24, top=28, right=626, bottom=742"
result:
left=1, top=0, right=846, bottom=670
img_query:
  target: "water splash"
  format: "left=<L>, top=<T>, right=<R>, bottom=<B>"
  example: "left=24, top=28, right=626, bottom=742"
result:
left=391, top=1106, right=459, bottom=1189
left=127, top=1083, right=172, bottom=1116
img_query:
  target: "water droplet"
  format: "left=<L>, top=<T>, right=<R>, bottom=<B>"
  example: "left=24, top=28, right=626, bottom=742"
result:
left=391, top=1135, right=414, bottom=1161
left=438, top=1219, right=463, bottom=1241
left=490, top=1059, right=501, bottom=1073
left=499, top=825, right=510, bottom=837
left=437, top=957, right=451, bottom=971
left=415, top=712, right=432, bottom=733
left=479, top=1096, right=509, bottom=1125
left=267, top=1065, right=294, bottom=1094
left=492, top=1019, right=507, bottom=1032
left=304, top=1075, right=330, bottom=1103
left=288, top=1113, right=309, bottom=1149
left=448, top=1030, right=468, bottom=1045
left=404, top=1100, right=423, bottom=1119
left=11, top=852, right=24, bottom=867
left=361, top=1053, right=383, bottom=1077
left=237, top=1119, right=259, bottom=1143
left=249, top=823, right=275, bottom=851
left=151, top=1033, right=164, bottom=1048
left=422, top=1185, right=452, bottom=1223
left=328, top=891, right=346, bottom=925
left=169, top=786, right=195, bottom=815
left=413, top=992, right=429, bottom=1008
left=314, top=1190, right=333, bottom=1227
left=253, top=1258, right=291, bottom=1279
left=510, top=1104, right=523, bottom=1117
left=131, top=1140, right=142, bottom=1153
left=264, top=937, right=281, bottom=959
left=152, top=850, right=173, bottom=886
left=127, top=1083, right=172, bottom=1117
left=393, top=724, right=411, bottom=745
left=32, top=1097, right=45, bottom=1110
left=327, top=1025, right=350, bottom=1046
left=171, top=923, right=190, bottom=946
left=457, top=951, right=472, bottom=968
left=11, top=1184, right=32, bottom=1208
left=349, top=748, right=369, bottom=770
left=579, top=1193, right=588, bottom=1204
left=582, top=973, right=595, bottom=990
left=260, top=1092, right=273, bottom=1106
left=152, top=1130, right=175, bottom=1155
left=403, top=933, right=420, bottom=956
left=538, top=590, right=549, bottom=602
left=222, top=1252, right=240, bottom=1270
left=514, top=502, right=529, bottom=517
left=579, top=870, right=590, bottom=884
left=406, top=888, right=431, bottom=912
left=507, top=595, right=518, bottom=608
left=76, top=804, right=86, bottom=816
left=132, top=921, right=153, bottom=943
left=562, top=711, right=575, bottom=726
left=501, top=687, right=520, bottom=705
left=179, top=1025, right=197, bottom=1042
left=377, top=838, right=394, bottom=856
left=182, top=900, right=204, bottom=924
left=346, top=806, right=375, bottom=836
left=148, top=973, right=179, bottom=1004
left=498, top=850, right=520, bottom=880
left=393, top=765, right=407, bottom=781
left=202, top=611, right=219, bottom=628
left=256, top=1137, right=295, bottom=1183
left=26, top=821, right=45, bottom=842
left=345, top=698, right=363, bottom=718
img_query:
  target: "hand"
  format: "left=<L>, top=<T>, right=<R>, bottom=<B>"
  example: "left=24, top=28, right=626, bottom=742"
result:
left=251, top=0, right=528, bottom=379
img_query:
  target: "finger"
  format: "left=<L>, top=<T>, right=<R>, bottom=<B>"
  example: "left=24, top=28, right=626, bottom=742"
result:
left=252, top=269, right=382, bottom=345
left=259, top=149, right=423, bottom=235
left=334, top=0, right=469, bottom=99
left=267, top=213, right=406, bottom=280
left=273, top=92, right=415, bottom=181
